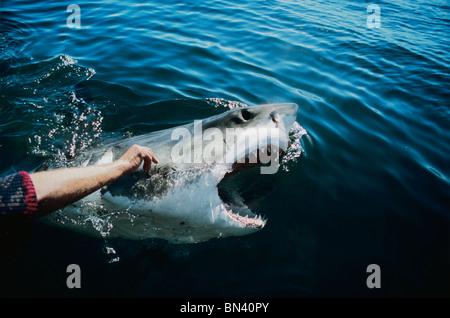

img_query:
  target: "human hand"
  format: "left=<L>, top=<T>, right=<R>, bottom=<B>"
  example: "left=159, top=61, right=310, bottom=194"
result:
left=117, top=144, right=159, bottom=175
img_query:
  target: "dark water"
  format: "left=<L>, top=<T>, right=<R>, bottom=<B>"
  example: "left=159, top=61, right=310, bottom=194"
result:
left=0, top=0, right=449, bottom=297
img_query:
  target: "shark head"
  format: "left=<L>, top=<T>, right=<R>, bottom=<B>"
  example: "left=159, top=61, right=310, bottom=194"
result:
left=47, top=103, right=302, bottom=243
left=168, top=103, right=298, bottom=172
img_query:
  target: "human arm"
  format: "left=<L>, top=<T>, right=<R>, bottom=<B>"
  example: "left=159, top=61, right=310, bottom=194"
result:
left=29, top=145, right=158, bottom=215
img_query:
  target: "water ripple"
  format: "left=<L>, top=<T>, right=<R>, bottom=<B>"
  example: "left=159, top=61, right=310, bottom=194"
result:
left=1, top=0, right=449, bottom=297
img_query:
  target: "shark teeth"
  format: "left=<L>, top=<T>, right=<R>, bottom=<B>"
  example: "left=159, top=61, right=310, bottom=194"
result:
left=224, top=204, right=267, bottom=228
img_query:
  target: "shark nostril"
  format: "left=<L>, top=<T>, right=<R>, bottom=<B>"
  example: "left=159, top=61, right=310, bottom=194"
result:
left=270, top=112, right=279, bottom=124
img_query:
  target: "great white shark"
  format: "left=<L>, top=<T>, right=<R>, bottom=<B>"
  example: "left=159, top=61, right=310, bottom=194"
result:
left=42, top=103, right=300, bottom=243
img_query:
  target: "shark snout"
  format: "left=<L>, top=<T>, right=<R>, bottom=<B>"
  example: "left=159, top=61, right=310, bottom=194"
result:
left=265, top=103, right=298, bottom=138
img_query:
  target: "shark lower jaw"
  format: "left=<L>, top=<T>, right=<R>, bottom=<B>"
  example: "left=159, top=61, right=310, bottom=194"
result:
left=217, top=144, right=286, bottom=229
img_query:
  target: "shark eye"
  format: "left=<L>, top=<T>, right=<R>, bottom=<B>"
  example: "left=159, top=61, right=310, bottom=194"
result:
left=241, top=109, right=252, bottom=121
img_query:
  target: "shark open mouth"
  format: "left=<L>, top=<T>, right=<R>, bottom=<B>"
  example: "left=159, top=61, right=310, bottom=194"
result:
left=217, top=144, right=285, bottom=228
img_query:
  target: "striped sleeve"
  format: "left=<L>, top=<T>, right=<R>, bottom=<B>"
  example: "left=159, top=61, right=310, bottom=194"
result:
left=0, top=171, right=38, bottom=217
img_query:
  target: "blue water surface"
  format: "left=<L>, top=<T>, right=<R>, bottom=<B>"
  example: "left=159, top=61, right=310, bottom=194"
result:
left=0, top=0, right=449, bottom=297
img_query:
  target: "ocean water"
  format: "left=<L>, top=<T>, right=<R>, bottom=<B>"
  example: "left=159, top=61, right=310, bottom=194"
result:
left=0, top=0, right=449, bottom=297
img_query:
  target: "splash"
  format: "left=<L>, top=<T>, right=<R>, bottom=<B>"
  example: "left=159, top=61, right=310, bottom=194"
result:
left=205, top=97, right=248, bottom=110
left=11, top=55, right=104, bottom=168
left=281, top=121, right=308, bottom=171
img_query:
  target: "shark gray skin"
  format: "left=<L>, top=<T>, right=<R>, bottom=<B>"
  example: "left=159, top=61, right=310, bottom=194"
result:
left=42, top=103, right=299, bottom=243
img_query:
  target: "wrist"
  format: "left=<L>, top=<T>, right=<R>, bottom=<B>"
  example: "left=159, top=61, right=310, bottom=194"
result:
left=112, top=158, right=134, bottom=176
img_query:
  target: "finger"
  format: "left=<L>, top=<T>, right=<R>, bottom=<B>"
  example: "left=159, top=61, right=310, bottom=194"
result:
left=143, top=154, right=152, bottom=172
left=147, top=148, right=159, bottom=164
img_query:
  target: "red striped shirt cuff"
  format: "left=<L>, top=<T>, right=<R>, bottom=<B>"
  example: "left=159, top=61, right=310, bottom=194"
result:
left=18, top=171, right=38, bottom=217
